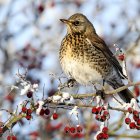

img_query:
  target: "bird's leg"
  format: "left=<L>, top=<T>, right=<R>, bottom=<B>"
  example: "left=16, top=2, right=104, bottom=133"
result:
left=67, top=79, right=76, bottom=88
left=93, top=83, right=105, bottom=100
left=103, top=79, right=105, bottom=86
left=96, top=90, right=105, bottom=100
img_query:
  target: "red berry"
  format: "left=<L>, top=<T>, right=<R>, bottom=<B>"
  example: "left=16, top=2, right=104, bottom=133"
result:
left=76, top=125, right=83, bottom=133
left=0, top=127, right=3, bottom=134
left=70, top=127, right=76, bottom=133
left=26, top=115, right=32, bottom=120
left=125, top=118, right=131, bottom=124
left=95, top=114, right=101, bottom=121
left=103, top=110, right=109, bottom=116
left=97, top=107, right=102, bottom=113
left=128, top=107, right=133, bottom=113
left=136, top=125, right=140, bottom=130
left=44, top=108, right=50, bottom=115
left=118, top=54, right=125, bottom=61
left=12, top=136, right=17, bottom=140
left=92, top=107, right=98, bottom=114
left=137, top=119, right=140, bottom=125
left=22, top=107, right=27, bottom=113
left=53, top=113, right=58, bottom=120
left=133, top=115, right=139, bottom=122
left=38, top=4, right=44, bottom=14
left=102, top=127, right=108, bottom=134
left=27, top=91, right=33, bottom=98
left=133, top=110, right=139, bottom=117
left=100, top=115, right=106, bottom=122
left=64, top=126, right=70, bottom=133
left=39, top=109, right=45, bottom=116
left=27, top=109, right=32, bottom=115
left=129, top=122, right=136, bottom=129
left=134, top=86, right=140, bottom=97
left=7, top=136, right=11, bottom=140
left=102, top=133, right=109, bottom=139
left=96, top=133, right=103, bottom=140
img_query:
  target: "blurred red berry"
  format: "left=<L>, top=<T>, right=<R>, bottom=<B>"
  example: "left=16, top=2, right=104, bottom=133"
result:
left=100, top=115, right=106, bottom=122
left=102, top=127, right=108, bottom=134
left=22, top=107, right=27, bottom=113
left=5, top=95, right=14, bottom=103
left=129, top=122, right=136, bottom=129
left=22, top=55, right=29, bottom=60
left=128, top=107, right=133, bottom=113
left=64, top=126, right=70, bottom=133
left=7, top=136, right=11, bottom=140
left=50, top=1, right=55, bottom=7
left=133, top=115, right=139, bottom=122
left=44, top=108, right=50, bottom=115
left=118, top=54, right=125, bottom=61
left=39, top=109, right=45, bottom=116
left=96, top=133, right=103, bottom=140
left=136, top=125, right=140, bottom=130
left=133, top=110, right=139, bottom=117
left=12, top=136, right=17, bottom=140
left=76, top=125, right=83, bottom=133
left=26, top=115, right=32, bottom=120
left=95, top=114, right=101, bottom=121
left=27, top=91, right=33, bottom=98
left=102, top=133, right=109, bottom=139
left=125, top=118, right=131, bottom=124
left=27, top=109, right=32, bottom=115
left=53, top=113, right=58, bottom=120
left=92, top=107, right=98, bottom=114
left=38, top=4, right=44, bottom=14
left=70, top=127, right=76, bottom=133
left=97, top=107, right=102, bottom=112
left=134, top=86, right=140, bottom=97
left=0, top=127, right=3, bottom=134
left=103, top=110, right=109, bottom=116
left=137, top=119, right=140, bottom=125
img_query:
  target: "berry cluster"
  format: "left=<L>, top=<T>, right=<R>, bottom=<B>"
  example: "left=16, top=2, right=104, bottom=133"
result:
left=7, top=135, right=17, bottom=140
left=36, top=106, right=59, bottom=120
left=64, top=125, right=83, bottom=134
left=92, top=106, right=109, bottom=122
left=21, top=106, right=32, bottom=120
left=125, top=107, right=140, bottom=130
left=96, top=126, right=109, bottom=140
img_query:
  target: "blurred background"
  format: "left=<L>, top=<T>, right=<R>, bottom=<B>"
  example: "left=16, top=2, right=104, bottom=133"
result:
left=0, top=0, right=140, bottom=140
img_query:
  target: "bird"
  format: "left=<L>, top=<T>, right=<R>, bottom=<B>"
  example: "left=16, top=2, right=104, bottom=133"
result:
left=59, top=13, right=134, bottom=103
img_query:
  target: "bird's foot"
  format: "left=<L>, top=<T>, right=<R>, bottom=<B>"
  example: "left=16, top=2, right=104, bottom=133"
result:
left=96, top=90, right=105, bottom=100
left=58, top=79, right=76, bottom=90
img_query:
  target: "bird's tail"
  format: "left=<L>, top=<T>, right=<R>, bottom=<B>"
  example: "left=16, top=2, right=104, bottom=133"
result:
left=107, top=81, right=135, bottom=103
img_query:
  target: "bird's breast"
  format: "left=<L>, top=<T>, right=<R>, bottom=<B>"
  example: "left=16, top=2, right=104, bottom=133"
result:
left=59, top=39, right=103, bottom=85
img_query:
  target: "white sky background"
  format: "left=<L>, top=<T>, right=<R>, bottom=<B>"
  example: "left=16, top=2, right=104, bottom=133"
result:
left=0, top=0, right=140, bottom=139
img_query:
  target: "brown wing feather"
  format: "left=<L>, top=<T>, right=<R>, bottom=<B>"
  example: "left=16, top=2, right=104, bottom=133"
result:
left=88, top=34, right=127, bottom=79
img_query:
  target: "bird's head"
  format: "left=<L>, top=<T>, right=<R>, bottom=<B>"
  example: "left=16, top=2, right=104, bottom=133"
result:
left=60, top=13, right=96, bottom=35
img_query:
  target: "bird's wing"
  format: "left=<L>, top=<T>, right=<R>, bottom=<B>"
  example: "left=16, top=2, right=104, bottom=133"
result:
left=89, top=35, right=127, bottom=79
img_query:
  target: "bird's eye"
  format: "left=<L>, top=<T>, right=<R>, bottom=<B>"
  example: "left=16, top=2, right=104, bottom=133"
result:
left=73, top=21, right=80, bottom=26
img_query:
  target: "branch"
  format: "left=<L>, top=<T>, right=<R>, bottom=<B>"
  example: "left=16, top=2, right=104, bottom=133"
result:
left=1, top=81, right=140, bottom=137
left=109, top=133, right=140, bottom=139
left=106, top=81, right=140, bottom=95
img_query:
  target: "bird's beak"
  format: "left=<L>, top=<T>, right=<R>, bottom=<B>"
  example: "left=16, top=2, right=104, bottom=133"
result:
left=60, top=19, right=71, bottom=25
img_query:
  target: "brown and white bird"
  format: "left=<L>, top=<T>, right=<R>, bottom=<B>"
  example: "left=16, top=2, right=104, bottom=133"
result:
left=59, top=13, right=134, bottom=103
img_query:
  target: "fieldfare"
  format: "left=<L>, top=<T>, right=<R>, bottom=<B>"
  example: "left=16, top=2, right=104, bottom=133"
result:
left=59, top=13, right=134, bottom=103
